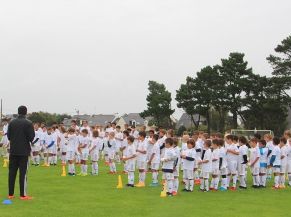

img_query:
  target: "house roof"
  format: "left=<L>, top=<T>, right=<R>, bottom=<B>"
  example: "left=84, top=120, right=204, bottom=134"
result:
left=176, top=113, right=205, bottom=128
left=63, top=114, right=115, bottom=126
left=120, top=113, right=147, bottom=126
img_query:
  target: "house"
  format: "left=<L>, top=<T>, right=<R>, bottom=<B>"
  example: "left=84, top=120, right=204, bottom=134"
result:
left=115, top=113, right=152, bottom=131
left=63, top=114, right=116, bottom=128
left=176, top=113, right=206, bottom=129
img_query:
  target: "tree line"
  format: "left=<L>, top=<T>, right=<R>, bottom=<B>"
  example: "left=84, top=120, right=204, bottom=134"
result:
left=141, top=35, right=291, bottom=136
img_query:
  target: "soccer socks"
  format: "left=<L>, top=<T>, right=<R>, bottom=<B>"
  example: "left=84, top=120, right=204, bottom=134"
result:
left=280, top=175, right=285, bottom=186
left=221, top=177, right=228, bottom=189
left=267, top=168, right=272, bottom=179
left=240, top=175, right=246, bottom=187
left=68, top=164, right=75, bottom=174
left=128, top=172, right=134, bottom=185
left=214, top=177, right=219, bottom=189
left=139, top=172, right=146, bottom=183
left=48, top=156, right=52, bottom=165
left=260, top=174, right=267, bottom=186
left=189, top=179, right=194, bottom=191
left=194, top=171, right=199, bottom=180
left=110, top=162, right=116, bottom=172
left=232, top=174, right=237, bottom=187
left=185, top=179, right=190, bottom=190
left=152, top=172, right=158, bottom=184
left=227, top=175, right=230, bottom=187
left=173, top=178, right=179, bottom=192
left=200, top=179, right=205, bottom=190
left=274, top=175, right=280, bottom=188
left=92, top=162, right=98, bottom=174
left=204, top=179, right=209, bottom=191
left=83, top=165, right=88, bottom=174
left=167, top=180, right=173, bottom=193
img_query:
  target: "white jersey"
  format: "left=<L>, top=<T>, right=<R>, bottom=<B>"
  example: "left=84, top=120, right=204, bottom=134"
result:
left=90, top=137, right=103, bottom=155
left=287, top=144, right=291, bottom=161
left=226, top=144, right=239, bottom=162
left=44, top=133, right=55, bottom=149
left=182, top=148, right=196, bottom=170
left=124, top=144, right=136, bottom=165
left=151, top=142, right=160, bottom=164
left=219, top=147, right=227, bottom=169
left=67, top=134, right=78, bottom=152
left=59, top=133, right=67, bottom=152
left=174, top=146, right=181, bottom=166
left=162, top=147, right=177, bottom=171
left=281, top=145, right=288, bottom=167
left=79, top=136, right=91, bottom=154
left=136, top=139, right=147, bottom=162
left=195, top=139, right=204, bottom=159
left=130, top=130, right=139, bottom=139
left=202, top=149, right=212, bottom=172
left=115, top=131, right=123, bottom=150
left=212, top=149, right=220, bottom=170
left=259, top=147, right=268, bottom=165
left=272, top=146, right=281, bottom=167
left=32, top=130, right=41, bottom=147
left=249, top=147, right=260, bottom=168
left=146, top=139, right=154, bottom=161
left=239, top=145, right=248, bottom=164
left=106, top=139, right=117, bottom=155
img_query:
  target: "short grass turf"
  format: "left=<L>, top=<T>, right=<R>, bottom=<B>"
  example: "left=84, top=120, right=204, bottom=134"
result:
left=0, top=157, right=291, bottom=217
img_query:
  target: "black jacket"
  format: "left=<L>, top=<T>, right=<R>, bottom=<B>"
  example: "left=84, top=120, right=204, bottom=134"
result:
left=7, top=115, right=35, bottom=156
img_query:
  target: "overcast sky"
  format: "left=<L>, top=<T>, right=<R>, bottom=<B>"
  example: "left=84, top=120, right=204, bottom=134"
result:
left=0, top=0, right=291, bottom=118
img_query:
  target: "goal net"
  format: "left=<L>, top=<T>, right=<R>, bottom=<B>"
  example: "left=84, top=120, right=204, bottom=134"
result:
left=230, top=129, right=274, bottom=139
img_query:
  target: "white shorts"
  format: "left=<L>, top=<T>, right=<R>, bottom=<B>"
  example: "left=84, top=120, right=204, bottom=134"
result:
left=287, top=161, right=291, bottom=173
left=32, top=145, right=41, bottom=152
left=81, top=152, right=89, bottom=161
left=251, top=167, right=260, bottom=176
left=108, top=152, right=115, bottom=160
left=183, top=169, right=194, bottom=179
left=201, top=171, right=210, bottom=179
left=212, top=168, right=220, bottom=176
left=228, top=161, right=238, bottom=174
left=127, top=162, right=135, bottom=172
left=173, top=164, right=180, bottom=177
left=220, top=167, right=227, bottom=176
left=273, top=167, right=280, bottom=173
left=163, top=172, right=174, bottom=180
left=238, top=164, right=246, bottom=176
left=60, top=146, right=67, bottom=153
left=66, top=151, right=75, bottom=161
left=280, top=164, right=287, bottom=174
left=260, top=167, right=267, bottom=174
left=151, top=163, right=160, bottom=171
left=90, top=153, right=99, bottom=162
left=0, top=136, right=9, bottom=145
left=137, top=161, right=146, bottom=170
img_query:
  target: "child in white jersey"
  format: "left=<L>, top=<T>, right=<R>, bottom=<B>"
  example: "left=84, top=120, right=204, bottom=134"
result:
left=258, top=139, right=268, bottom=188
left=225, top=135, right=239, bottom=191
left=264, top=134, right=274, bottom=179
left=181, top=139, right=196, bottom=192
left=218, top=139, right=228, bottom=191
left=279, top=137, right=288, bottom=188
left=148, top=134, right=160, bottom=187
left=44, top=128, right=55, bottom=167
left=78, top=129, right=91, bottom=176
left=135, top=131, right=148, bottom=187
left=66, top=128, right=78, bottom=176
left=120, top=130, right=130, bottom=173
left=199, top=140, right=212, bottom=192
left=122, top=136, right=137, bottom=187
left=89, top=130, right=103, bottom=175
left=59, top=126, right=67, bottom=165
left=210, top=139, right=220, bottom=191
left=172, top=138, right=181, bottom=195
left=161, top=138, right=178, bottom=197
left=270, top=137, right=281, bottom=190
left=107, top=132, right=117, bottom=174
left=31, top=123, right=41, bottom=166
left=238, top=136, right=249, bottom=189
left=249, top=138, right=260, bottom=188
left=114, top=126, right=123, bottom=163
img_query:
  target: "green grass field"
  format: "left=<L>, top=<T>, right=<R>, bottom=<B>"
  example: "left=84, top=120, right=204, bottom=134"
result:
left=0, top=157, right=291, bottom=217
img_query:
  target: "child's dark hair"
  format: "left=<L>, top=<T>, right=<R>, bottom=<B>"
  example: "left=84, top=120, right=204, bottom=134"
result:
left=239, top=136, right=248, bottom=145
left=149, top=130, right=155, bottom=134
left=116, top=125, right=121, bottom=129
left=127, top=136, right=135, bottom=143
left=280, top=137, right=287, bottom=145
left=254, top=133, right=261, bottom=140
left=187, top=139, right=195, bottom=147
left=273, top=137, right=280, bottom=145
left=153, top=134, right=159, bottom=141
left=212, top=139, right=220, bottom=146
left=165, top=138, right=174, bottom=146
left=204, top=139, right=212, bottom=147
left=139, top=131, right=146, bottom=138
left=259, top=139, right=266, bottom=147
left=81, top=129, right=89, bottom=134
left=233, top=135, right=239, bottom=142
left=123, top=130, right=130, bottom=137
left=68, top=128, right=75, bottom=133
left=92, top=130, right=99, bottom=138
left=250, top=137, right=258, bottom=144
left=226, top=134, right=233, bottom=141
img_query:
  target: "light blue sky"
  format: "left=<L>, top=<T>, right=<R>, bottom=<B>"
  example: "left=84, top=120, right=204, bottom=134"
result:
left=1, top=0, right=290, bottom=118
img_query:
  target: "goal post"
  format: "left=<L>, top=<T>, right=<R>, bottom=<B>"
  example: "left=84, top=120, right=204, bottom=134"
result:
left=230, top=129, right=274, bottom=139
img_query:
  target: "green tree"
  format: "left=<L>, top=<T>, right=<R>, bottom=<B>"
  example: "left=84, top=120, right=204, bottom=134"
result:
left=140, top=81, right=175, bottom=128
left=218, top=52, right=253, bottom=129
left=28, top=112, right=71, bottom=126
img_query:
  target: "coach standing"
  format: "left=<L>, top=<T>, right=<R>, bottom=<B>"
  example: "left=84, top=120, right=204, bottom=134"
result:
left=7, top=106, right=35, bottom=200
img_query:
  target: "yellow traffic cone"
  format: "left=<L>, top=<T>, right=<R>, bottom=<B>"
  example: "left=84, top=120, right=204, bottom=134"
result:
left=61, top=165, right=67, bottom=177
left=3, top=159, right=8, bottom=168
left=117, top=175, right=123, bottom=189
left=160, top=182, right=167, bottom=198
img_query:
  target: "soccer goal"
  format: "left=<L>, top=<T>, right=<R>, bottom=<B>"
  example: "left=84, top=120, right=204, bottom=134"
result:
left=230, top=129, right=274, bottom=139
